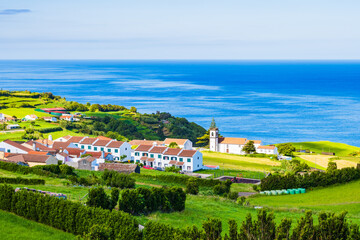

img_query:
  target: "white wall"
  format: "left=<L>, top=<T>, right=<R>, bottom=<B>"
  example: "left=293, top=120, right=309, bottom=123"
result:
left=0, top=142, right=28, bottom=154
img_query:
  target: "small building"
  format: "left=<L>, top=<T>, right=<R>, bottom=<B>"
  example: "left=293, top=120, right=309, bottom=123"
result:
left=163, top=138, right=193, bottom=150
left=23, top=115, right=38, bottom=121
left=6, top=154, right=58, bottom=167
left=6, top=124, right=20, bottom=130
left=43, top=116, right=57, bottom=122
left=98, top=163, right=140, bottom=174
left=257, top=145, right=278, bottom=155
left=60, top=115, right=73, bottom=122
left=0, top=140, right=31, bottom=154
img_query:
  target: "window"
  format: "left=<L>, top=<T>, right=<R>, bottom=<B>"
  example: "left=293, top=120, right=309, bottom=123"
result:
left=163, top=156, right=169, bottom=160
left=150, top=154, right=154, bottom=158
left=7, top=149, right=10, bottom=153
left=171, top=157, right=177, bottom=160
left=75, top=144, right=78, bottom=147
left=107, top=149, right=111, bottom=153
left=115, top=149, right=118, bottom=153
left=179, top=158, right=183, bottom=162
left=142, top=153, right=148, bottom=156
left=135, top=152, right=139, bottom=156
left=125, top=148, right=127, bottom=150
left=158, top=154, right=161, bottom=158
left=187, top=158, right=191, bottom=162
left=101, top=147, right=104, bottom=151
left=88, top=146, right=91, bottom=150
left=81, top=145, right=84, bottom=149
left=94, top=147, right=98, bottom=151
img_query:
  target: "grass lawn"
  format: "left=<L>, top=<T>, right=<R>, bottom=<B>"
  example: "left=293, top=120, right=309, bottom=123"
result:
left=0, top=210, right=75, bottom=240
left=288, top=141, right=360, bottom=156
left=0, top=107, right=50, bottom=118
left=249, top=179, right=360, bottom=222
left=298, top=155, right=358, bottom=169
left=196, top=169, right=265, bottom=179
left=201, top=151, right=280, bottom=172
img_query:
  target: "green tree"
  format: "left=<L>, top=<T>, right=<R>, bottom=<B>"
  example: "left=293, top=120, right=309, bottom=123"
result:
left=210, top=117, right=217, bottom=128
left=277, top=143, right=296, bottom=156
left=242, top=140, right=256, bottom=154
left=291, top=211, right=315, bottom=240
left=168, top=142, right=179, bottom=148
left=186, top=179, right=199, bottom=195
left=130, top=106, right=137, bottom=112
left=86, top=187, right=110, bottom=210
left=327, top=161, right=337, bottom=172
left=196, top=130, right=210, bottom=147
left=203, top=218, right=222, bottom=240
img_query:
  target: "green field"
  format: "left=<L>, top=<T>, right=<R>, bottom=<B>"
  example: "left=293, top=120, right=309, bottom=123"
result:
left=202, top=151, right=280, bottom=172
left=288, top=141, right=360, bottom=156
left=0, top=210, right=75, bottom=240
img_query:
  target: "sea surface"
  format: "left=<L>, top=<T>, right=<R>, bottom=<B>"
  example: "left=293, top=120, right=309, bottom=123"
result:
left=0, top=60, right=360, bottom=146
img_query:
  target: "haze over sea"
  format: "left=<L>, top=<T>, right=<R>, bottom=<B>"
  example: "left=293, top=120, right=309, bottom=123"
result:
left=1, top=60, right=360, bottom=146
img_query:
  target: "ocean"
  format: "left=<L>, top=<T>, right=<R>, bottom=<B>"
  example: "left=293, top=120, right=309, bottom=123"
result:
left=0, top=60, right=360, bottom=146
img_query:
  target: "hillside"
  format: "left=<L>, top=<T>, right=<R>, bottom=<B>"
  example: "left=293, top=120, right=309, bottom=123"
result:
left=281, top=141, right=360, bottom=156
left=0, top=90, right=206, bottom=144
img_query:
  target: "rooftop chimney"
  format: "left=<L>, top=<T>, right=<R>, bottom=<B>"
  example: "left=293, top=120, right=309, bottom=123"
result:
left=32, top=142, right=36, bottom=151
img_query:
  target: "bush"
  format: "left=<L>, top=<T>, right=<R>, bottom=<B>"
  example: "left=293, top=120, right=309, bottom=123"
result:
left=119, top=186, right=186, bottom=215
left=186, top=179, right=199, bottom=195
left=213, top=180, right=232, bottom=196
left=102, top=170, right=135, bottom=189
left=227, top=191, right=239, bottom=200
left=165, top=166, right=180, bottom=173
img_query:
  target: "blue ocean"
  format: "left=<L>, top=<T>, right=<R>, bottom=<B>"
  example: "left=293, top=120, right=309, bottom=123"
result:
left=1, top=60, right=360, bottom=146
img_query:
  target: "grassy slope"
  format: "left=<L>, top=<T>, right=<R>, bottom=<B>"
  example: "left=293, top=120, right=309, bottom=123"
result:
left=202, top=151, right=280, bottom=172
left=0, top=210, right=75, bottom=240
left=288, top=141, right=360, bottom=156
left=249, top=179, right=360, bottom=221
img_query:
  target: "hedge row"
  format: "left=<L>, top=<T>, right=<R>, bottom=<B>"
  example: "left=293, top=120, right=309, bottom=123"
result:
left=0, top=184, right=141, bottom=239
left=0, top=161, right=57, bottom=177
left=102, top=170, right=136, bottom=189
left=0, top=177, right=45, bottom=185
left=131, top=173, right=222, bottom=187
left=37, top=127, right=63, bottom=133
left=119, top=186, right=186, bottom=215
left=260, top=167, right=360, bottom=191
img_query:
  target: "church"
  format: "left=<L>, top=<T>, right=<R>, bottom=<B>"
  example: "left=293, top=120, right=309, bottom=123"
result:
left=209, top=128, right=278, bottom=155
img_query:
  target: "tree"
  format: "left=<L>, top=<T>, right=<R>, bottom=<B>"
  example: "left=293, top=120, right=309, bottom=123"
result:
left=196, top=130, right=210, bottom=147
left=277, top=143, right=296, bottom=156
left=327, top=161, right=337, bottom=172
left=186, top=179, right=199, bottom=195
left=168, top=142, right=179, bottom=148
left=86, top=187, right=110, bottom=210
left=210, top=117, right=217, bottom=128
left=242, top=141, right=256, bottom=154
left=203, top=218, right=222, bottom=240
left=130, top=106, right=137, bottom=113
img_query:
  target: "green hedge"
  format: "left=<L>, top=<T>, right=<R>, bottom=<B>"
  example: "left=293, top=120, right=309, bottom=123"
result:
left=131, top=173, right=222, bottom=187
left=0, top=177, right=45, bottom=185
left=260, top=167, right=360, bottom=191
left=0, top=161, right=56, bottom=177
left=0, top=184, right=141, bottom=239
left=37, top=127, right=62, bottom=133
left=119, top=187, right=186, bottom=215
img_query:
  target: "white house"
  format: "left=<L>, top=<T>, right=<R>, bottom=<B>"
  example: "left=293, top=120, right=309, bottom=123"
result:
left=6, top=124, right=20, bottom=130
left=257, top=145, right=278, bottom=155
left=133, top=145, right=203, bottom=172
left=0, top=113, right=4, bottom=121
left=60, top=115, right=73, bottom=122
left=209, top=127, right=275, bottom=155
left=43, top=116, right=57, bottom=122
left=163, top=138, right=193, bottom=150
left=0, top=140, right=31, bottom=154
left=23, top=115, right=38, bottom=121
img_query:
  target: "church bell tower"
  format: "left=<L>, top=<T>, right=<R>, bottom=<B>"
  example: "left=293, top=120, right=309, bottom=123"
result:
left=209, top=128, right=219, bottom=152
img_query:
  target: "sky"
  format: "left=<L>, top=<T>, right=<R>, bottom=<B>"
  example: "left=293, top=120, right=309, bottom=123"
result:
left=0, top=0, right=360, bottom=60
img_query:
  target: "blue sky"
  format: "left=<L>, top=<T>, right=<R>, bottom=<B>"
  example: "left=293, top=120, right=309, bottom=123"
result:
left=1, top=0, right=359, bottom=59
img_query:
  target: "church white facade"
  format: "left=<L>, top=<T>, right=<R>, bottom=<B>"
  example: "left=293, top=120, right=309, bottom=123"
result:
left=209, top=128, right=277, bottom=155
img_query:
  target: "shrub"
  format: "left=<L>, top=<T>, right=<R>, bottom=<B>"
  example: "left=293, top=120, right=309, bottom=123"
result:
left=0, top=177, right=45, bottom=185
left=102, top=170, right=135, bottom=189
left=186, top=179, right=199, bottom=195
left=227, top=191, right=239, bottom=200
left=165, top=166, right=180, bottom=173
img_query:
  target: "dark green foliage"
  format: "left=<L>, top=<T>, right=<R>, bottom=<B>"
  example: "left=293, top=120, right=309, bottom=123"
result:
left=291, top=211, right=315, bottom=240
left=119, top=186, right=186, bottom=215
left=33, top=164, right=61, bottom=174
left=317, top=211, right=349, bottom=240
left=239, top=209, right=276, bottom=240
left=59, top=164, right=75, bottom=175
left=86, top=187, right=111, bottom=210
left=327, top=161, right=337, bottom=172
left=102, top=169, right=135, bottom=189
left=203, top=218, right=222, bottom=240
left=0, top=177, right=45, bottom=185
left=186, top=178, right=199, bottom=195
left=83, top=224, right=111, bottom=240
left=0, top=161, right=56, bottom=177
left=227, top=191, right=239, bottom=200
left=277, top=143, right=296, bottom=156
left=165, top=166, right=180, bottom=173
left=260, top=167, right=360, bottom=190
left=242, top=140, right=256, bottom=154
left=132, top=173, right=224, bottom=187
left=276, top=218, right=292, bottom=240
left=228, top=219, right=238, bottom=240
left=110, top=188, right=120, bottom=210
left=213, top=180, right=232, bottom=196
left=37, top=127, right=63, bottom=133
left=0, top=184, right=141, bottom=240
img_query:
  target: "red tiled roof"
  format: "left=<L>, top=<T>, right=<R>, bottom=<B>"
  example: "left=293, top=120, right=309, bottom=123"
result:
left=41, top=108, right=67, bottom=111
left=149, top=146, right=167, bottom=153
left=93, top=139, right=112, bottom=146
left=169, top=160, right=177, bottom=165
left=64, top=148, right=86, bottom=157
left=163, top=148, right=182, bottom=156
left=27, top=151, right=49, bottom=155
left=52, top=142, right=72, bottom=151
left=163, top=138, right=188, bottom=145
left=35, top=139, right=54, bottom=146
left=129, top=139, right=163, bottom=146
left=3, top=140, right=31, bottom=153
left=98, top=163, right=139, bottom=173
left=140, top=156, right=148, bottom=161
left=178, top=150, right=197, bottom=157
left=97, top=136, right=112, bottom=140
left=24, top=141, right=54, bottom=152
left=80, top=138, right=97, bottom=145
left=135, top=145, right=153, bottom=152
left=107, top=141, right=124, bottom=148
left=176, top=162, right=184, bottom=166
left=68, top=136, right=85, bottom=143
left=218, top=137, right=247, bottom=145
left=84, top=156, right=97, bottom=163
left=147, top=158, right=155, bottom=162
left=7, top=154, right=52, bottom=163
left=85, top=151, right=111, bottom=158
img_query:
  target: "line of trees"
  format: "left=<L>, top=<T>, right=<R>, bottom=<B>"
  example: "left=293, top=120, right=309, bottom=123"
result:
left=119, top=186, right=186, bottom=215
left=260, top=166, right=360, bottom=191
